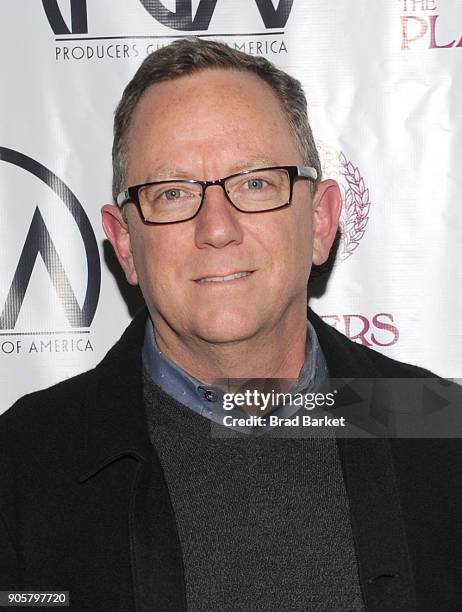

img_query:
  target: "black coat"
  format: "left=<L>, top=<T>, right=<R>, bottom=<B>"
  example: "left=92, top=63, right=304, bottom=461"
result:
left=1, top=308, right=461, bottom=611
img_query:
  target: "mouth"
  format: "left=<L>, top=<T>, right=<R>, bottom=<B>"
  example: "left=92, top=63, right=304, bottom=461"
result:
left=195, top=270, right=255, bottom=284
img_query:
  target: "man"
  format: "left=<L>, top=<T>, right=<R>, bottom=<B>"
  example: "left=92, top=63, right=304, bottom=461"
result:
left=1, top=38, right=461, bottom=611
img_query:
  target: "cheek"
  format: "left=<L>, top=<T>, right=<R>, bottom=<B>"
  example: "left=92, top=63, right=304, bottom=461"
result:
left=293, top=208, right=314, bottom=266
left=264, top=213, right=313, bottom=282
left=130, top=230, right=185, bottom=297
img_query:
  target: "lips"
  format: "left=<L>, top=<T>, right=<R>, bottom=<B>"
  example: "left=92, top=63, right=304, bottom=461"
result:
left=195, top=271, right=254, bottom=283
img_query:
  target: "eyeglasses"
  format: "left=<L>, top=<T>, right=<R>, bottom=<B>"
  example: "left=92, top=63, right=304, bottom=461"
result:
left=116, top=165, right=317, bottom=225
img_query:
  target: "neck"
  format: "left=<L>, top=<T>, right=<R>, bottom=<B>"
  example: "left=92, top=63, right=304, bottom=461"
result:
left=150, top=308, right=309, bottom=386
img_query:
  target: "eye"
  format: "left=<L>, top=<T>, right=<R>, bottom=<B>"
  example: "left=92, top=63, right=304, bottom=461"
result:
left=246, top=178, right=265, bottom=190
left=163, top=188, right=184, bottom=200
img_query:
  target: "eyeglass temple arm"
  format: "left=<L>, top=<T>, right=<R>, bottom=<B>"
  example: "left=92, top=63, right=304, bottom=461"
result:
left=116, top=188, right=131, bottom=208
left=297, top=166, right=318, bottom=181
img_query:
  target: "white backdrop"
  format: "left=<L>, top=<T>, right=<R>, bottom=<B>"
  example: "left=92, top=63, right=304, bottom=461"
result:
left=1, top=0, right=461, bottom=413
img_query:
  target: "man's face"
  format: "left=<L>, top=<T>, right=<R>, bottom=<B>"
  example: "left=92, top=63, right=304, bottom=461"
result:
left=106, top=69, right=334, bottom=346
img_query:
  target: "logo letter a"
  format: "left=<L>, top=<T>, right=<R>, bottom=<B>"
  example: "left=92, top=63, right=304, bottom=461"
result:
left=0, top=207, right=88, bottom=329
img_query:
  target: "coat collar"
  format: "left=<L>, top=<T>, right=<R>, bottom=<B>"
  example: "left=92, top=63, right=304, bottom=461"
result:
left=77, top=307, right=150, bottom=482
left=77, top=305, right=381, bottom=479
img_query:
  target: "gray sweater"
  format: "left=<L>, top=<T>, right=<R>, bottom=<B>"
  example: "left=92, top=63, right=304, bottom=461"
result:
left=144, top=371, right=364, bottom=611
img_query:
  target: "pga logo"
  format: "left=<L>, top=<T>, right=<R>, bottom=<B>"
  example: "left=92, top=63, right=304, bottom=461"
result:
left=0, top=147, right=100, bottom=331
left=43, top=0, right=294, bottom=34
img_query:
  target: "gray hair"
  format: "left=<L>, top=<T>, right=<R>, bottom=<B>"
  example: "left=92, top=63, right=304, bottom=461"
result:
left=112, top=37, right=322, bottom=201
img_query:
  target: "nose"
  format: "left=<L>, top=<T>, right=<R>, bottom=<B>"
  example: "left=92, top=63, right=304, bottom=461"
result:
left=194, top=183, right=244, bottom=249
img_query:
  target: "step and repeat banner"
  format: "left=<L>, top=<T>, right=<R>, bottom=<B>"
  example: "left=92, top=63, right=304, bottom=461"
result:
left=1, top=0, right=461, bottom=412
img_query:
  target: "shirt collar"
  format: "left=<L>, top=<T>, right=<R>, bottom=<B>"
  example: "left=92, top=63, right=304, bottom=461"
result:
left=142, top=318, right=329, bottom=433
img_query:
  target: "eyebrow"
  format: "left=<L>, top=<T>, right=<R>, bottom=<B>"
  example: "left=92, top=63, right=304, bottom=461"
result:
left=143, top=157, right=277, bottom=182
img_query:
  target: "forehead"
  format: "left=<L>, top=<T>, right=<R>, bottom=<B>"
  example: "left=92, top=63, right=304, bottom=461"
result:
left=126, top=68, right=300, bottom=178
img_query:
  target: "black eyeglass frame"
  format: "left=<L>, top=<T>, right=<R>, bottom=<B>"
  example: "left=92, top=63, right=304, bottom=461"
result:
left=116, top=165, right=318, bottom=225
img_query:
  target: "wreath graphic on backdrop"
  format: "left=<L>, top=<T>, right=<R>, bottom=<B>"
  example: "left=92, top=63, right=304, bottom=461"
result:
left=338, top=152, right=370, bottom=261
left=317, top=143, right=371, bottom=263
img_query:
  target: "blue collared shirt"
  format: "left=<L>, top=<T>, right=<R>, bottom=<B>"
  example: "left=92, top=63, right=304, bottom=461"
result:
left=142, top=318, right=329, bottom=433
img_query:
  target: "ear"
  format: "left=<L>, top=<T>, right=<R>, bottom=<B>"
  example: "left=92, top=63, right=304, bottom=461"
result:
left=101, top=204, right=139, bottom=286
left=311, top=180, right=342, bottom=266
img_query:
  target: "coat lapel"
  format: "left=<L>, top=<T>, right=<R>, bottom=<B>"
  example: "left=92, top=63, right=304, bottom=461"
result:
left=309, top=308, right=417, bottom=610
left=129, top=453, right=187, bottom=612
left=77, top=309, right=186, bottom=611
left=337, top=438, right=417, bottom=610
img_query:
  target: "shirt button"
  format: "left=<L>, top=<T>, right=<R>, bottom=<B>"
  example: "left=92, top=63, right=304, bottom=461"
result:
left=204, top=389, right=218, bottom=402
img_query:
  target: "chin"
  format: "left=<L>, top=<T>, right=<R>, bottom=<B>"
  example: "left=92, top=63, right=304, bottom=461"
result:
left=193, top=310, right=262, bottom=345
